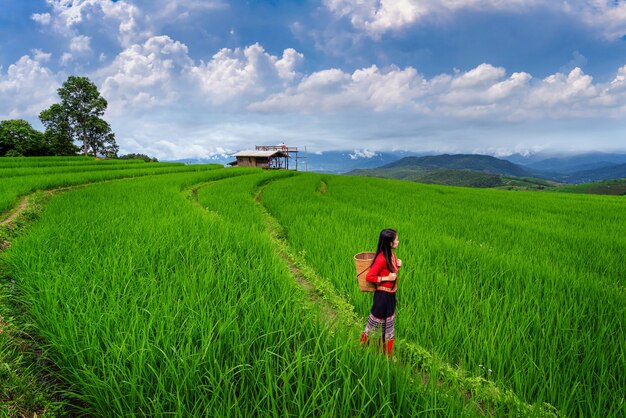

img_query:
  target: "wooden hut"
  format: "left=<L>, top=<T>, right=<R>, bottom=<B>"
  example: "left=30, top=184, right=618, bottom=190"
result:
left=230, top=150, right=290, bottom=169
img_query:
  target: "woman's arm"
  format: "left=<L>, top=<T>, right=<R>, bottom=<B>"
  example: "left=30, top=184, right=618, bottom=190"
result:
left=366, top=255, right=396, bottom=283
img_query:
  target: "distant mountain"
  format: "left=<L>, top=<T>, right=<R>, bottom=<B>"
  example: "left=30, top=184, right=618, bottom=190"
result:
left=504, top=152, right=626, bottom=173
left=348, top=167, right=507, bottom=188
left=168, top=156, right=232, bottom=165
left=558, top=163, right=626, bottom=183
left=381, top=154, right=535, bottom=177
left=304, top=150, right=425, bottom=173
left=347, top=154, right=556, bottom=189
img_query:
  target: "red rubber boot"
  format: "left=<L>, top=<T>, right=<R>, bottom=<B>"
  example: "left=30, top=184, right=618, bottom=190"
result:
left=385, top=339, right=394, bottom=358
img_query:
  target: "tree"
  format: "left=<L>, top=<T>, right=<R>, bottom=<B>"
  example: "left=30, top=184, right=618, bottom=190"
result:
left=85, top=117, right=118, bottom=158
left=57, top=76, right=108, bottom=157
left=0, top=119, right=48, bottom=156
left=39, top=75, right=116, bottom=157
left=119, top=153, right=159, bottom=162
left=39, top=104, right=79, bottom=156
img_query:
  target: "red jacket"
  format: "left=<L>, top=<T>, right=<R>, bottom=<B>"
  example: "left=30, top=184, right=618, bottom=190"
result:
left=366, top=252, right=399, bottom=293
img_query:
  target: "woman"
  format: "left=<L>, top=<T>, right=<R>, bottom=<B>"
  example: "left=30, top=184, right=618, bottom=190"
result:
left=360, top=228, right=402, bottom=358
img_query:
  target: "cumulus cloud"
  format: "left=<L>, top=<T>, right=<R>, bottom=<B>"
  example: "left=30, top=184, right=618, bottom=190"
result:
left=31, top=49, right=52, bottom=62
left=566, top=0, right=626, bottom=40
left=349, top=149, right=378, bottom=159
left=525, top=68, right=597, bottom=112
left=0, top=54, right=59, bottom=119
left=146, top=0, right=226, bottom=21
left=250, top=65, right=426, bottom=112
left=70, top=35, right=91, bottom=53
left=323, top=0, right=542, bottom=35
left=97, top=35, right=192, bottom=113
left=34, top=0, right=226, bottom=50
left=39, top=0, right=146, bottom=47
left=249, top=61, right=626, bottom=121
left=31, top=12, right=52, bottom=25
left=324, top=0, right=626, bottom=39
left=60, top=52, right=73, bottom=65
left=188, top=43, right=303, bottom=104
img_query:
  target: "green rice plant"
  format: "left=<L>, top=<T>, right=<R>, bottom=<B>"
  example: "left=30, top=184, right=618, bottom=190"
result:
left=0, top=162, right=224, bottom=215
left=0, top=156, right=145, bottom=168
left=0, top=161, right=181, bottom=179
left=261, top=172, right=626, bottom=417
left=2, top=168, right=474, bottom=416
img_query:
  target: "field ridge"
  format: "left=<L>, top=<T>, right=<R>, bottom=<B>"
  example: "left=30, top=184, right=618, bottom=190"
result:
left=0, top=188, right=79, bottom=416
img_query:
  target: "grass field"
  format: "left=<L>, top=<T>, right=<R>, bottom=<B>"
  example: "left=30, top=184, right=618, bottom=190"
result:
left=261, top=174, right=626, bottom=417
left=1, top=158, right=624, bottom=416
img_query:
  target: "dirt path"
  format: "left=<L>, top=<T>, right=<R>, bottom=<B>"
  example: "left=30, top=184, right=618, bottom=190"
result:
left=0, top=196, right=30, bottom=227
left=253, top=189, right=340, bottom=325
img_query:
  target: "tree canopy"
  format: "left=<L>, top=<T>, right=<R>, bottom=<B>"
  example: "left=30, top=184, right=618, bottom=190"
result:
left=2, top=75, right=118, bottom=158
left=38, top=75, right=117, bottom=158
left=39, top=104, right=79, bottom=156
left=0, top=119, right=48, bottom=157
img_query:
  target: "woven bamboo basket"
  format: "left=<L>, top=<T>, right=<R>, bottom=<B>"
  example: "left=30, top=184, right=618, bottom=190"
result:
left=354, top=252, right=377, bottom=292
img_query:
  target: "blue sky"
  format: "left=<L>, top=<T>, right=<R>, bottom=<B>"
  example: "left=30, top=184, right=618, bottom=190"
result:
left=2, top=0, right=626, bottom=160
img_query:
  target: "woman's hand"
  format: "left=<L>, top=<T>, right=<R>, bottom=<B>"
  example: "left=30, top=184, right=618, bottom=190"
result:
left=386, top=272, right=397, bottom=282
left=396, top=259, right=402, bottom=268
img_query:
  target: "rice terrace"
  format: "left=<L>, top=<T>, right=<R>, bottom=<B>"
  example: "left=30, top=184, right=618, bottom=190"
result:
left=0, top=156, right=623, bottom=417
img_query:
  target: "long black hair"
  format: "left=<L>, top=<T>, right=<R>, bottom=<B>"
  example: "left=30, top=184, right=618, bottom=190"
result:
left=372, top=228, right=397, bottom=272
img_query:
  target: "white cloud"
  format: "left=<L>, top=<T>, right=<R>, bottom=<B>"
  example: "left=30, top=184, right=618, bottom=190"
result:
left=70, top=35, right=91, bottom=53
left=349, top=149, right=378, bottom=159
left=146, top=0, right=226, bottom=21
left=250, top=65, right=426, bottom=112
left=31, top=49, right=52, bottom=63
left=249, top=62, right=626, bottom=121
left=450, top=64, right=506, bottom=89
left=188, top=43, right=303, bottom=104
left=323, top=0, right=542, bottom=35
left=566, top=1, right=626, bottom=40
left=31, top=12, right=52, bottom=25
left=324, top=1, right=626, bottom=39
left=37, top=0, right=225, bottom=49
left=41, top=0, right=146, bottom=47
left=92, top=40, right=303, bottom=116
left=98, top=35, right=192, bottom=113
left=0, top=54, right=59, bottom=120
left=525, top=68, right=597, bottom=112
left=60, top=52, right=73, bottom=65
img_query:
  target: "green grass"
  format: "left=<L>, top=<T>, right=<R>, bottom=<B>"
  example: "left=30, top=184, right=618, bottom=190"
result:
left=0, top=160, right=181, bottom=179
left=2, top=167, right=473, bottom=416
left=0, top=162, right=223, bottom=215
left=2, top=158, right=624, bottom=416
left=348, top=167, right=555, bottom=190
left=0, top=156, right=145, bottom=168
left=261, top=173, right=626, bottom=417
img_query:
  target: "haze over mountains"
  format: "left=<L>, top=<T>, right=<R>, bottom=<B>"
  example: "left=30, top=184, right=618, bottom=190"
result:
left=346, top=153, right=626, bottom=186
left=170, top=151, right=626, bottom=184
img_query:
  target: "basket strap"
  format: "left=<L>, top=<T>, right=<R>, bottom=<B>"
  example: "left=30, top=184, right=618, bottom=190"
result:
left=357, top=266, right=370, bottom=277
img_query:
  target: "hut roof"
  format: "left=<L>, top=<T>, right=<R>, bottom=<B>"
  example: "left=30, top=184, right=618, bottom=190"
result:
left=232, top=150, right=289, bottom=158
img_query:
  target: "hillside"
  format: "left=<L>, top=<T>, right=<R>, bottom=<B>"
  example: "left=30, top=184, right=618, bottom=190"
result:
left=555, top=162, right=626, bottom=183
left=381, top=154, right=536, bottom=177
left=348, top=154, right=554, bottom=189
left=518, top=152, right=626, bottom=173
left=549, top=178, right=626, bottom=195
